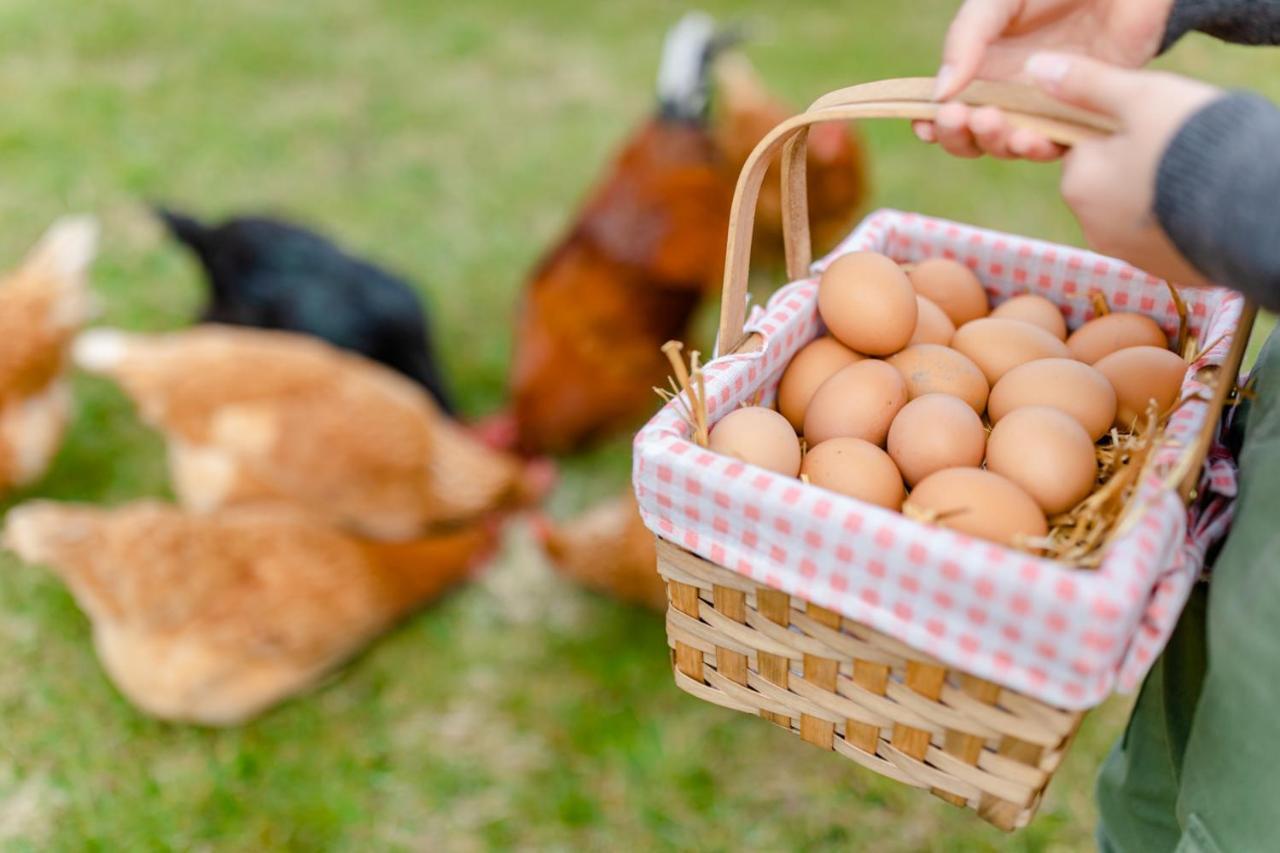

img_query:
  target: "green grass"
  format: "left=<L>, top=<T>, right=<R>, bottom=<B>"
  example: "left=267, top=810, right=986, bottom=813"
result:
left=2, top=1, right=1278, bottom=849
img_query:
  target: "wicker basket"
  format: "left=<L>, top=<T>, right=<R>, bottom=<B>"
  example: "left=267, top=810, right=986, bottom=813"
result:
left=641, top=79, right=1256, bottom=831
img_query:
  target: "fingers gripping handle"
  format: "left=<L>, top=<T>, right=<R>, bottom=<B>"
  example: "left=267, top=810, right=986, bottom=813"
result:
left=716, top=77, right=1116, bottom=354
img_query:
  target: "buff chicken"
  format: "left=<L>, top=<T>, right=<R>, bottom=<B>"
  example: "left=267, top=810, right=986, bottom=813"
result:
left=537, top=491, right=666, bottom=611
left=0, top=216, right=98, bottom=493
left=506, top=14, right=867, bottom=456
left=4, top=500, right=499, bottom=725
left=73, top=325, right=548, bottom=540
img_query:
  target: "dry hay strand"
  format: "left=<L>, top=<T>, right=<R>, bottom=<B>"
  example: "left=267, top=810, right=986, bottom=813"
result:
left=1090, top=289, right=1110, bottom=317
left=655, top=340, right=710, bottom=448
left=1166, top=280, right=1191, bottom=357
left=902, top=502, right=970, bottom=527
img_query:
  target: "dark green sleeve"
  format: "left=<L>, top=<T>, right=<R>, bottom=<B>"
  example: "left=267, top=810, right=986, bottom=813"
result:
left=1161, top=0, right=1280, bottom=52
left=1155, top=92, right=1280, bottom=309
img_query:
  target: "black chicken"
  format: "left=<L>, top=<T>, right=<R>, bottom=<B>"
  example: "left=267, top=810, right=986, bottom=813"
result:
left=155, top=208, right=454, bottom=413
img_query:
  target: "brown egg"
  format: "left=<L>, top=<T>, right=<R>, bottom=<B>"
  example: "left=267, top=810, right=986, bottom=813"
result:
left=951, top=317, right=1070, bottom=385
left=986, top=407, right=1097, bottom=515
left=886, top=344, right=989, bottom=413
left=904, top=468, right=1048, bottom=548
left=776, top=337, right=862, bottom=430
left=802, top=437, right=905, bottom=510
left=1066, top=312, right=1169, bottom=363
left=908, top=295, right=956, bottom=346
left=990, top=294, right=1068, bottom=340
left=908, top=258, right=989, bottom=326
left=988, top=358, right=1118, bottom=441
left=818, top=252, right=918, bottom=356
left=1093, top=345, right=1188, bottom=429
left=709, top=406, right=802, bottom=476
left=886, top=394, right=986, bottom=486
left=804, top=360, right=908, bottom=446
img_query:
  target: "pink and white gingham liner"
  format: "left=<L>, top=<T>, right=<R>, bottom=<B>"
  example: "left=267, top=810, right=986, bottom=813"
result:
left=633, top=209, right=1246, bottom=711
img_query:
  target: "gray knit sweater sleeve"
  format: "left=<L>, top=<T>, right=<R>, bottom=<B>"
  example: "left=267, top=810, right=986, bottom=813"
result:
left=1161, top=0, right=1280, bottom=52
left=1155, top=93, right=1280, bottom=308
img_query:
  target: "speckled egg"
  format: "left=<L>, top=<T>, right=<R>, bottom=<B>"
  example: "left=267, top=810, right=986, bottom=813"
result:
left=801, top=437, right=905, bottom=510
left=886, top=344, right=989, bottom=413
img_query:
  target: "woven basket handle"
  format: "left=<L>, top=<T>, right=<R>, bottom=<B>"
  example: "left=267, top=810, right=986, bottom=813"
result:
left=716, top=76, right=1117, bottom=352
left=713, top=75, right=1256, bottom=505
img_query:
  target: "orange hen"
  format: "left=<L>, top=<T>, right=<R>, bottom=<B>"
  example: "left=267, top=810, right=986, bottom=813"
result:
left=74, top=325, right=547, bottom=540
left=4, top=500, right=499, bottom=725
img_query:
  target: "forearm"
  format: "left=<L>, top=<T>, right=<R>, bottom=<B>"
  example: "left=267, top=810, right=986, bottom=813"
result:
left=1162, top=0, right=1280, bottom=51
left=1155, top=93, right=1280, bottom=309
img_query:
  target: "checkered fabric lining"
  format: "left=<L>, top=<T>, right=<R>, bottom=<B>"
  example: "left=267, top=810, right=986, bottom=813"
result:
left=633, top=209, right=1245, bottom=711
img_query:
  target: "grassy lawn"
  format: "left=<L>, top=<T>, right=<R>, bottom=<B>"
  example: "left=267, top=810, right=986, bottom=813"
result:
left=1, top=1, right=1277, bottom=849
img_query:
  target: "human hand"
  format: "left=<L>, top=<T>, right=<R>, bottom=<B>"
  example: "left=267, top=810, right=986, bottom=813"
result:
left=1024, top=52, right=1221, bottom=284
left=916, top=0, right=1173, bottom=160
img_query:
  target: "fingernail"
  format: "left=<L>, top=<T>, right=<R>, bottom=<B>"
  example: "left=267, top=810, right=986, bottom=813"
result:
left=913, top=122, right=936, bottom=143
left=932, top=65, right=954, bottom=101
left=1025, top=53, right=1071, bottom=89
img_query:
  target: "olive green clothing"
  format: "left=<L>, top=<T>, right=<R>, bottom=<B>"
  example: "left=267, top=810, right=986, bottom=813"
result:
left=1096, top=328, right=1280, bottom=852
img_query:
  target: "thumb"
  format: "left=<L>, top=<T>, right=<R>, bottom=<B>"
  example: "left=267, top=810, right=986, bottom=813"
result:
left=1024, top=52, right=1143, bottom=117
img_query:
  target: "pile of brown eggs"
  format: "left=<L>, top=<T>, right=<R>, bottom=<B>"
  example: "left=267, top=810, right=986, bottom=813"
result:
left=708, top=252, right=1188, bottom=550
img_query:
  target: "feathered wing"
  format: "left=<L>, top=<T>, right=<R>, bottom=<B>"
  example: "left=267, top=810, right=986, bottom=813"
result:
left=73, top=326, right=531, bottom=537
left=3, top=501, right=497, bottom=725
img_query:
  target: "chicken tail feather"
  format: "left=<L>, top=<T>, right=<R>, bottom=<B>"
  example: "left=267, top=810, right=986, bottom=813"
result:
left=152, top=205, right=212, bottom=256
left=24, top=215, right=99, bottom=281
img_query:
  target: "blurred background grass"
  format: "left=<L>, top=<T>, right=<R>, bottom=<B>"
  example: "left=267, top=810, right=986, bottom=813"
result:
left=1, top=1, right=1276, bottom=849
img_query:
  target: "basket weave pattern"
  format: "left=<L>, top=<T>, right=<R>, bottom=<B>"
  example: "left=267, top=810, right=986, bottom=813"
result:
left=659, top=541, right=1082, bottom=831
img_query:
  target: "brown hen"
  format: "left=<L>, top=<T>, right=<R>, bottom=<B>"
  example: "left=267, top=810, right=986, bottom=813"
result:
left=74, top=325, right=546, bottom=540
left=508, top=15, right=868, bottom=456
left=510, top=14, right=734, bottom=456
left=4, top=500, right=498, bottom=725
